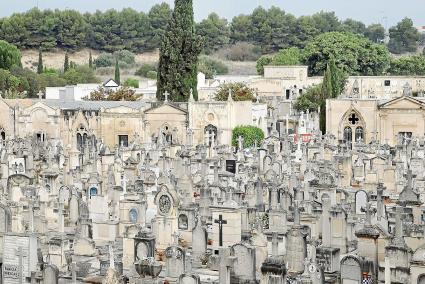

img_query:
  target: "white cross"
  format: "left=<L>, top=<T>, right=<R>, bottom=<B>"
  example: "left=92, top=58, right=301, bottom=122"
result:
left=164, top=92, right=170, bottom=102
left=15, top=247, right=27, bottom=284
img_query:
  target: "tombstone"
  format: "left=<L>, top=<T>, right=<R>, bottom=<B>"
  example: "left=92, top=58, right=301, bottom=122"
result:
left=165, top=241, right=185, bottom=278
left=2, top=234, right=38, bottom=284
left=231, top=243, right=256, bottom=282
left=191, top=218, right=207, bottom=268
left=43, top=264, right=59, bottom=284
left=355, top=190, right=368, bottom=215
left=340, top=256, right=362, bottom=284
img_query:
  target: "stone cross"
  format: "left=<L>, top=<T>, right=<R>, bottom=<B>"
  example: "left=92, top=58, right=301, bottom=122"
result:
left=71, top=262, right=77, bottom=283
left=395, top=206, right=404, bottom=239
left=218, top=248, right=237, bottom=284
left=16, top=247, right=27, bottom=284
left=186, top=128, right=193, bottom=147
left=105, top=245, right=113, bottom=272
left=271, top=232, right=279, bottom=257
left=214, top=214, right=227, bottom=247
left=237, top=136, right=244, bottom=151
left=164, top=92, right=170, bottom=102
left=361, top=202, right=376, bottom=225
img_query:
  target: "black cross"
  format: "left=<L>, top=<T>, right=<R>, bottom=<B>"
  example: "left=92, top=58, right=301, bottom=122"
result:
left=348, top=113, right=359, bottom=125
left=214, top=214, right=227, bottom=247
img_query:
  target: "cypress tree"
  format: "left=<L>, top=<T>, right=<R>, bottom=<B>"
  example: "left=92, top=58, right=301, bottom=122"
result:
left=89, top=52, right=93, bottom=69
left=37, top=49, right=43, bottom=74
left=328, top=57, right=345, bottom=98
left=64, top=52, right=69, bottom=72
left=319, top=65, right=333, bottom=134
left=114, top=59, right=121, bottom=85
left=157, top=0, right=202, bottom=102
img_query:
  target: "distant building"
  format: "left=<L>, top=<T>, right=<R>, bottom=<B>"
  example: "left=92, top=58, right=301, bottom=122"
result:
left=45, top=79, right=157, bottom=101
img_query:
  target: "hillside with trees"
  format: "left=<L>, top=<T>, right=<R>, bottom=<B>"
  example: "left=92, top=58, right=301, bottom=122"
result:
left=0, top=5, right=422, bottom=56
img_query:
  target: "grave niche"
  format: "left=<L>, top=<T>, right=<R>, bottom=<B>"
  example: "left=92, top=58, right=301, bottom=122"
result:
left=134, top=229, right=155, bottom=261
left=226, top=160, right=236, bottom=174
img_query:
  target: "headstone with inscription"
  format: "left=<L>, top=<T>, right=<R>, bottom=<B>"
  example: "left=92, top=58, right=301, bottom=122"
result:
left=2, top=234, right=38, bottom=284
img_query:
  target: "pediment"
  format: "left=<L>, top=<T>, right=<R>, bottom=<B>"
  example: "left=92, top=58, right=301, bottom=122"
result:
left=379, top=96, right=425, bottom=110
left=25, top=101, right=57, bottom=115
left=104, top=105, right=139, bottom=113
left=145, top=103, right=187, bottom=115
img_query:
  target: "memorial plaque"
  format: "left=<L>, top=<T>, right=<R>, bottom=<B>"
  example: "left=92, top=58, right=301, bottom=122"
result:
left=2, top=234, right=36, bottom=284
left=225, top=160, right=236, bottom=174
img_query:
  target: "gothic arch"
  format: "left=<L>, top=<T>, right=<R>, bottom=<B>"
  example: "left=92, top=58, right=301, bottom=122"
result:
left=339, top=106, right=366, bottom=144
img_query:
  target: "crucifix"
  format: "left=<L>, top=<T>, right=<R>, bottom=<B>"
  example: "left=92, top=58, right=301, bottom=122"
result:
left=214, top=214, right=227, bottom=247
left=15, top=247, right=27, bottom=284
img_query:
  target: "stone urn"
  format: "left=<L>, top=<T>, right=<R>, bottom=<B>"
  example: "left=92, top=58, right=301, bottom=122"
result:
left=135, top=258, right=162, bottom=278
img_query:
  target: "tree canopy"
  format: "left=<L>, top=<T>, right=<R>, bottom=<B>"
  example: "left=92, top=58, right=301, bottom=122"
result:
left=0, top=6, right=395, bottom=55
left=389, top=55, right=425, bottom=76
left=302, top=32, right=391, bottom=76
left=0, top=40, right=21, bottom=70
left=388, top=18, right=421, bottom=54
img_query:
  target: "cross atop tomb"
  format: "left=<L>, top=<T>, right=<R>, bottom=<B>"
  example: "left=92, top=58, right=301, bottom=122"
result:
left=15, top=247, right=28, bottom=284
left=164, top=92, right=170, bottom=102
left=361, top=202, right=376, bottom=225
left=237, top=136, right=244, bottom=150
left=214, top=214, right=228, bottom=247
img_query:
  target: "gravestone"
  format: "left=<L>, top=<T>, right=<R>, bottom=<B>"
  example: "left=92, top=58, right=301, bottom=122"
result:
left=355, top=190, right=368, bottom=215
left=340, top=256, right=362, bottom=284
left=2, top=234, right=38, bottom=284
left=43, top=264, right=59, bottom=284
left=231, top=243, right=256, bottom=282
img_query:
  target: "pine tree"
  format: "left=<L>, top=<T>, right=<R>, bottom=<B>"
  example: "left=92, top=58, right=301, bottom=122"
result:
left=157, top=0, right=202, bottom=102
left=64, top=52, right=69, bottom=72
left=37, top=49, right=43, bottom=74
left=114, top=59, right=121, bottom=85
left=89, top=52, right=93, bottom=69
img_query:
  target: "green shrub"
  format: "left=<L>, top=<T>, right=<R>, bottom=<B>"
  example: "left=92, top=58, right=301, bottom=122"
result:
left=94, top=51, right=136, bottom=68
left=135, top=63, right=158, bottom=77
left=94, top=53, right=115, bottom=67
left=198, top=56, right=228, bottom=79
left=232, top=125, right=265, bottom=148
left=215, top=82, right=256, bottom=101
left=146, top=70, right=158, bottom=79
left=114, top=50, right=136, bottom=65
left=123, top=78, right=139, bottom=88
left=219, top=42, right=261, bottom=61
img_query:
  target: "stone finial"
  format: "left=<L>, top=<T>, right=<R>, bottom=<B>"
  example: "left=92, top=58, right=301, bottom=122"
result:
left=164, top=92, right=170, bottom=102
left=227, top=89, right=233, bottom=102
left=189, top=88, right=195, bottom=102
